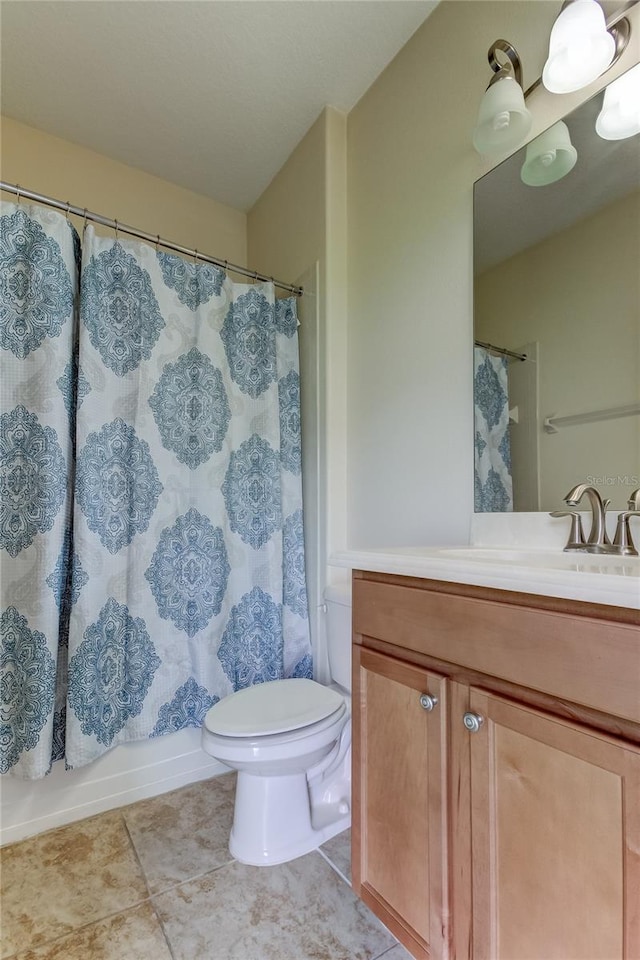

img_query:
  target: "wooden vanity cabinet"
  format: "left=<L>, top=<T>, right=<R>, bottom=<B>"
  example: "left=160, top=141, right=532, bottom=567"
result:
left=352, top=646, right=449, bottom=960
left=351, top=570, right=640, bottom=960
left=466, top=687, right=640, bottom=960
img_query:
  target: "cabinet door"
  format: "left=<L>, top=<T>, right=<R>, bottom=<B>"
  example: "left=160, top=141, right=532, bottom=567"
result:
left=465, top=688, right=640, bottom=960
left=352, top=646, right=449, bottom=960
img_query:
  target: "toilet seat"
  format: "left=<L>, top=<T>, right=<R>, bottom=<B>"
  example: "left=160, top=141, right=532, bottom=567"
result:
left=204, top=678, right=344, bottom=738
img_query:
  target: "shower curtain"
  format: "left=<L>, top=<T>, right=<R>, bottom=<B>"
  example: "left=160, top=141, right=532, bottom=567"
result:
left=473, top=345, right=513, bottom=512
left=1, top=200, right=311, bottom=778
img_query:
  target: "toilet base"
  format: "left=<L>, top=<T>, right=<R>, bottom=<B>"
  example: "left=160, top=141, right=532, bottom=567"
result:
left=229, top=769, right=350, bottom=866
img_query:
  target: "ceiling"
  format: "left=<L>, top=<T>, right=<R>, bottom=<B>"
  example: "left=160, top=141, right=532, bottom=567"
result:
left=1, top=0, right=438, bottom=212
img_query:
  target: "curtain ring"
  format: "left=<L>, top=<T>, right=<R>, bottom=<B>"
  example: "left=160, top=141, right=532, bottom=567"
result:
left=253, top=270, right=259, bottom=284
left=114, top=219, right=119, bottom=241
left=15, top=184, right=21, bottom=205
left=193, top=248, right=199, bottom=265
left=82, top=208, right=88, bottom=233
left=155, top=234, right=160, bottom=252
left=65, top=201, right=71, bottom=223
left=224, top=260, right=228, bottom=274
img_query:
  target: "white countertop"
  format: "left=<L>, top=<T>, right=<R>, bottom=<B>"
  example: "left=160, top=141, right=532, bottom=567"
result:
left=330, top=545, right=640, bottom=610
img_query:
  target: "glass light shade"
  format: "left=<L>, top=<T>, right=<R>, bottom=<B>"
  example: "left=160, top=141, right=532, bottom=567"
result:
left=542, top=0, right=615, bottom=94
left=473, top=77, right=533, bottom=155
left=596, top=63, right=640, bottom=140
left=520, top=121, right=578, bottom=186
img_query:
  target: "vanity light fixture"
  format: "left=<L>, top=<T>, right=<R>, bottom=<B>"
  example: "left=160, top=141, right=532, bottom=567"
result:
left=472, top=39, right=533, bottom=155
left=596, top=62, right=640, bottom=139
left=542, top=0, right=630, bottom=94
left=520, top=121, right=578, bottom=185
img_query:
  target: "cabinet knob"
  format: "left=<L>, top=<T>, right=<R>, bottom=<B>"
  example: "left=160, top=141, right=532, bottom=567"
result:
left=463, top=712, right=484, bottom=733
left=419, top=693, right=438, bottom=712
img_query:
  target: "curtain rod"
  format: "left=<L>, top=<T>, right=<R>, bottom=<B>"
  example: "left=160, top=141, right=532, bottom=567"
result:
left=474, top=339, right=527, bottom=362
left=0, top=180, right=304, bottom=297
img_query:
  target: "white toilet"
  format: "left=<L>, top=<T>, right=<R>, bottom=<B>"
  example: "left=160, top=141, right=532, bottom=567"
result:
left=202, top=582, right=352, bottom=866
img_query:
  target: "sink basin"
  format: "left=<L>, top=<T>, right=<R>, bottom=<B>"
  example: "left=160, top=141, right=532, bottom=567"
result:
left=436, top=546, right=640, bottom=575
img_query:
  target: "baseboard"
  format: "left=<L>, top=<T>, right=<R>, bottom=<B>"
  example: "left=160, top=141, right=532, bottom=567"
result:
left=0, top=728, right=228, bottom=846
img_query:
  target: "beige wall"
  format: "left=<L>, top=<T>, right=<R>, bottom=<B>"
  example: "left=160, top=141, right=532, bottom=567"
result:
left=476, top=191, right=640, bottom=511
left=346, top=0, right=640, bottom=547
left=1, top=116, right=247, bottom=266
left=248, top=110, right=327, bottom=286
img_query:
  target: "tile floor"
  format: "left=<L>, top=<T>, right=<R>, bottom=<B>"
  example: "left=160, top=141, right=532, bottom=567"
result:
left=1, top=773, right=412, bottom=960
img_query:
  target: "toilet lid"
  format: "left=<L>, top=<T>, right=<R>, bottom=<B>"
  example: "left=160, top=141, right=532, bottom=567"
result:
left=204, top=679, right=344, bottom=737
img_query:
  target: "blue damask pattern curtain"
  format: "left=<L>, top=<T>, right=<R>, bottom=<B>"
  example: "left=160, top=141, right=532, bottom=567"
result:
left=1, top=205, right=311, bottom=777
left=473, top=346, right=513, bottom=512
left=0, top=202, right=79, bottom=777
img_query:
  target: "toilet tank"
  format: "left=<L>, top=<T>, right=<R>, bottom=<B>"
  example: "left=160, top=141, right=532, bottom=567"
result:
left=324, top=582, right=352, bottom=692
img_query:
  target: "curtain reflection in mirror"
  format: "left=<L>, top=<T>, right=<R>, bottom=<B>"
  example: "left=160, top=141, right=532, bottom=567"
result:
left=474, top=346, right=513, bottom=512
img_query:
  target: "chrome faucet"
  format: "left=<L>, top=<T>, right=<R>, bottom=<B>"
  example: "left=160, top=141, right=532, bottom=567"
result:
left=612, top=488, right=640, bottom=556
left=563, top=484, right=613, bottom=553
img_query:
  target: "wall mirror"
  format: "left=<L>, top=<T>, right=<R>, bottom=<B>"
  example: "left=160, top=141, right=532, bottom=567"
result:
left=473, top=73, right=639, bottom=513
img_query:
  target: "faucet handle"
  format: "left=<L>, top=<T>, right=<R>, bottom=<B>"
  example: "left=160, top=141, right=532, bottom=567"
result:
left=612, top=511, right=640, bottom=556
left=549, top=511, right=587, bottom=552
left=628, top=488, right=640, bottom=511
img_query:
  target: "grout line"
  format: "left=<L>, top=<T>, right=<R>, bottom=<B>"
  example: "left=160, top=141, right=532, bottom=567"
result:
left=121, top=812, right=155, bottom=902
left=145, top=861, right=241, bottom=959
left=120, top=793, right=237, bottom=898
left=147, top=898, right=178, bottom=960
left=314, top=847, right=403, bottom=960
left=315, top=846, right=352, bottom=888
left=146, top=856, right=237, bottom=900
left=372, top=946, right=404, bottom=959
left=4, top=900, right=158, bottom=958
left=119, top=809, right=179, bottom=959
